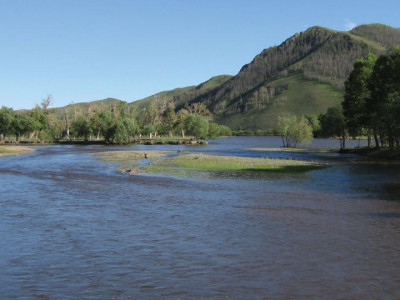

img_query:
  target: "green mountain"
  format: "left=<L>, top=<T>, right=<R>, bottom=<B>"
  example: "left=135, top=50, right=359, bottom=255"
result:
left=50, top=24, right=400, bottom=131
left=349, top=23, right=400, bottom=48
left=191, top=24, right=400, bottom=130
left=128, top=23, right=400, bottom=131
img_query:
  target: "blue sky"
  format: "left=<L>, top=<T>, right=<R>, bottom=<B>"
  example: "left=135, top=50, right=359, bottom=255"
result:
left=1, top=0, right=399, bottom=109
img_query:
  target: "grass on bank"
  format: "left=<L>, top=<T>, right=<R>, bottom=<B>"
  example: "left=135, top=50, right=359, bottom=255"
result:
left=96, top=149, right=325, bottom=175
left=96, top=150, right=171, bottom=161
left=94, top=150, right=172, bottom=173
left=250, top=147, right=307, bottom=152
left=0, top=146, right=35, bottom=157
left=145, top=153, right=325, bottom=174
left=250, top=147, right=334, bottom=153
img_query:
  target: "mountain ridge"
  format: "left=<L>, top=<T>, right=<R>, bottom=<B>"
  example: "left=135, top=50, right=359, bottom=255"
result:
left=49, top=23, right=400, bottom=131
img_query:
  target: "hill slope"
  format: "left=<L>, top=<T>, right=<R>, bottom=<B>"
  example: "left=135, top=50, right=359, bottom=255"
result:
left=129, top=75, right=232, bottom=113
left=189, top=24, right=400, bottom=130
left=349, top=24, right=400, bottom=48
left=52, top=98, right=126, bottom=119
left=48, top=24, right=400, bottom=132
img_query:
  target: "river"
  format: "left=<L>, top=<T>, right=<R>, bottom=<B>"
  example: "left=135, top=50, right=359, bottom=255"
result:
left=1, top=137, right=400, bottom=299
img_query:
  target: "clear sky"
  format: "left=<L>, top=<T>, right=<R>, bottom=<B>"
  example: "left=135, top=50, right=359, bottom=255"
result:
left=1, top=0, right=399, bottom=110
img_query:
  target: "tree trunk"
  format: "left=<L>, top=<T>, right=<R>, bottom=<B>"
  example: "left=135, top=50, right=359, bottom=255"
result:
left=281, top=135, right=286, bottom=147
left=374, top=130, right=380, bottom=148
left=64, top=113, right=70, bottom=139
left=341, top=134, right=346, bottom=150
left=181, top=129, right=185, bottom=138
left=367, top=133, right=371, bottom=148
left=379, top=135, right=384, bottom=148
left=388, top=132, right=394, bottom=149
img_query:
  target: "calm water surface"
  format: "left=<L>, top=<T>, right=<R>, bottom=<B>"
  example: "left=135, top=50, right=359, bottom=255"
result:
left=1, top=137, right=400, bottom=299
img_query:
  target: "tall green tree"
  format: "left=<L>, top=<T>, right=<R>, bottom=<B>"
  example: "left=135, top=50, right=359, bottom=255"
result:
left=91, top=109, right=114, bottom=141
left=208, top=122, right=221, bottom=138
left=175, top=109, right=189, bottom=138
left=30, top=106, right=49, bottom=135
left=319, top=106, right=347, bottom=149
left=71, top=116, right=92, bottom=141
left=342, top=53, right=376, bottom=145
left=184, top=114, right=209, bottom=139
left=13, top=112, right=35, bottom=141
left=277, top=115, right=313, bottom=148
left=162, top=106, right=176, bottom=137
left=142, top=124, right=156, bottom=137
left=140, top=104, right=158, bottom=136
left=108, top=119, right=129, bottom=144
left=122, top=117, right=139, bottom=140
left=368, top=47, right=400, bottom=148
left=305, top=115, right=321, bottom=137
left=0, top=107, right=15, bottom=140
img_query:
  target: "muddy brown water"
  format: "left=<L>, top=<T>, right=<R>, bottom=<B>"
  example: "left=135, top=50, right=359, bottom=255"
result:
left=1, top=137, right=400, bottom=299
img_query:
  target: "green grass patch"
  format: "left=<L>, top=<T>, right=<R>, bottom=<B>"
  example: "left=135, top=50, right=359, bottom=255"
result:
left=95, top=150, right=171, bottom=162
left=0, top=146, right=35, bottom=157
left=144, top=153, right=325, bottom=174
left=217, top=74, right=343, bottom=130
left=250, top=147, right=335, bottom=153
left=95, top=150, right=325, bottom=176
left=250, top=147, right=307, bottom=152
left=0, top=148, right=13, bottom=155
left=94, top=150, right=172, bottom=174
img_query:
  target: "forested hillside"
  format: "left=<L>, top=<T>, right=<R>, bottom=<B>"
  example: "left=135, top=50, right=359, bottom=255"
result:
left=29, top=24, right=400, bottom=132
left=128, top=75, right=232, bottom=113
left=190, top=24, right=400, bottom=130
left=126, top=24, right=400, bottom=131
left=349, top=24, right=400, bottom=48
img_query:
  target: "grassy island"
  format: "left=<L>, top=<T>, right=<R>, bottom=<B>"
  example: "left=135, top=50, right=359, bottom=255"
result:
left=95, top=150, right=172, bottom=174
left=0, top=146, right=35, bottom=157
left=96, top=150, right=325, bottom=175
left=147, top=153, right=324, bottom=173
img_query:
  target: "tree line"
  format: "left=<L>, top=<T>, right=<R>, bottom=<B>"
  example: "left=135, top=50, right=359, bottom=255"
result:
left=2, top=48, right=398, bottom=147
left=342, top=48, right=400, bottom=148
left=277, top=47, right=400, bottom=149
left=0, top=100, right=232, bottom=143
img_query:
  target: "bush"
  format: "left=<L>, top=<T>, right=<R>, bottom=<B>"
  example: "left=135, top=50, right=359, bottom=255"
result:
left=277, top=115, right=313, bottom=147
left=184, top=114, right=209, bottom=139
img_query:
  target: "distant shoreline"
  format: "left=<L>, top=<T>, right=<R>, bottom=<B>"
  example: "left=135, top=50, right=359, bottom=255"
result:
left=3, top=139, right=400, bottom=161
left=0, top=145, right=35, bottom=157
left=0, top=138, right=208, bottom=146
left=340, top=148, right=400, bottom=160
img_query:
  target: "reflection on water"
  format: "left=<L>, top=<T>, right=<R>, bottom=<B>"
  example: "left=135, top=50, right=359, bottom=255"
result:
left=1, top=137, right=400, bottom=298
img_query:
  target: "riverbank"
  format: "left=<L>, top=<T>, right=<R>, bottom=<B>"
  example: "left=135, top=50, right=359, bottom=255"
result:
left=1, top=138, right=208, bottom=146
left=340, top=148, right=400, bottom=160
left=60, top=138, right=208, bottom=145
left=0, top=146, right=35, bottom=157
